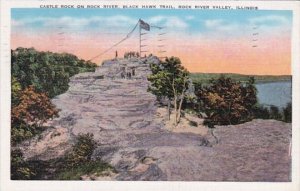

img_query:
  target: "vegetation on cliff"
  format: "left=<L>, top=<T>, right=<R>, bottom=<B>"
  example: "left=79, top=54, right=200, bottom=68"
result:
left=148, top=57, right=292, bottom=127
left=12, top=47, right=97, bottom=98
left=11, top=47, right=97, bottom=144
left=148, top=57, right=189, bottom=126
left=11, top=85, right=59, bottom=144
left=55, top=133, right=113, bottom=180
left=11, top=48, right=98, bottom=179
left=194, top=76, right=257, bottom=126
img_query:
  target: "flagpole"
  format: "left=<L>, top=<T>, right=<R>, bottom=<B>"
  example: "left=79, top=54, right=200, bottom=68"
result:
left=139, top=19, right=141, bottom=57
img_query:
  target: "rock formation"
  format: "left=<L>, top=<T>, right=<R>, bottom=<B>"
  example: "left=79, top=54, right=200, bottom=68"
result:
left=20, top=56, right=291, bottom=181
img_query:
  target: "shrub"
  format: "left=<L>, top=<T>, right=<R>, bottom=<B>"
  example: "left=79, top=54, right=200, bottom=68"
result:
left=56, top=133, right=115, bottom=180
left=11, top=149, right=36, bottom=180
left=252, top=105, right=270, bottom=119
left=11, top=86, right=59, bottom=145
left=270, top=105, right=282, bottom=120
left=65, top=133, right=97, bottom=168
left=11, top=123, right=34, bottom=144
left=56, top=161, right=114, bottom=180
left=283, top=102, right=292, bottom=123
left=188, top=120, right=198, bottom=127
left=253, top=103, right=292, bottom=123
left=11, top=86, right=59, bottom=127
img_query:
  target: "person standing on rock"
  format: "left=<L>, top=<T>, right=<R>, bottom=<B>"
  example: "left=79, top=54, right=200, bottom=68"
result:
left=115, top=51, right=118, bottom=59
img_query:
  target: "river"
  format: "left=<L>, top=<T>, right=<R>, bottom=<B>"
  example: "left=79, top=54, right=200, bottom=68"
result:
left=256, top=81, right=292, bottom=108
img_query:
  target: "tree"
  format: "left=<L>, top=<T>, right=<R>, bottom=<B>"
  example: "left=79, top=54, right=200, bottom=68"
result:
left=148, top=57, right=189, bottom=126
left=283, top=102, right=292, bottom=123
left=241, top=77, right=258, bottom=116
left=196, top=76, right=257, bottom=126
left=11, top=47, right=97, bottom=98
left=270, top=105, right=282, bottom=120
left=11, top=86, right=59, bottom=127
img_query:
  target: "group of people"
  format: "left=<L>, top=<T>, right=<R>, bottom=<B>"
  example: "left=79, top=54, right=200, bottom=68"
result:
left=121, top=67, right=136, bottom=79
left=124, top=51, right=140, bottom=59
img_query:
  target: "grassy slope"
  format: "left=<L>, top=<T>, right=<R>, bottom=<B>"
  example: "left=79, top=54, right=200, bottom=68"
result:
left=190, top=73, right=292, bottom=84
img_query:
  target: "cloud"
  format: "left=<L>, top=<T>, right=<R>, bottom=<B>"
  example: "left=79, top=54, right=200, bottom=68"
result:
left=203, top=14, right=291, bottom=36
left=104, top=15, right=137, bottom=26
left=249, top=15, right=290, bottom=26
left=147, top=16, right=164, bottom=23
left=204, top=19, right=239, bottom=32
left=204, top=19, right=223, bottom=28
left=12, top=15, right=137, bottom=30
left=248, top=15, right=292, bottom=35
left=185, top=15, right=195, bottom=21
left=11, top=19, right=24, bottom=27
left=148, top=16, right=189, bottom=29
left=43, top=17, right=90, bottom=27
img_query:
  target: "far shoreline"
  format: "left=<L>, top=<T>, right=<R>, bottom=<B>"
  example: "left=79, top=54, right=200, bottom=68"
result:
left=190, top=72, right=292, bottom=84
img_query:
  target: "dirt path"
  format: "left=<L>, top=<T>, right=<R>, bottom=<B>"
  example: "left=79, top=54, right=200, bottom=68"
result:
left=21, top=56, right=291, bottom=181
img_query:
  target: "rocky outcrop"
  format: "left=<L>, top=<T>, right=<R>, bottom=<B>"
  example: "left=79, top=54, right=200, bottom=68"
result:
left=20, top=56, right=291, bottom=181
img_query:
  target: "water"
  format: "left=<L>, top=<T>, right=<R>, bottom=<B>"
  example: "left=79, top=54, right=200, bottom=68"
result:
left=256, top=81, right=292, bottom=108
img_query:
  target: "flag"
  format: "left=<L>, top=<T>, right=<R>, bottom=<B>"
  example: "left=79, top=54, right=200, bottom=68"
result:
left=139, top=19, right=150, bottom=31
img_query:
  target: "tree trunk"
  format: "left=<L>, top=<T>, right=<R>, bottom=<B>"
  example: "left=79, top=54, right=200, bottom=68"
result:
left=177, top=93, right=185, bottom=123
left=167, top=99, right=171, bottom=120
left=172, top=78, right=178, bottom=126
left=176, top=78, right=187, bottom=124
left=174, top=95, right=178, bottom=126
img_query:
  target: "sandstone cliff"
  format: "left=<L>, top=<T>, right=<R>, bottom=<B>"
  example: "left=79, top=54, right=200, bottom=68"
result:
left=20, top=56, right=291, bottom=181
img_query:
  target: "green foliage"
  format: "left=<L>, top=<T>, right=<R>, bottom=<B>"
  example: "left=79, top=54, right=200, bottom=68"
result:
left=12, top=77, right=22, bottom=106
left=252, top=105, right=271, bottom=119
left=283, top=102, right=292, bottom=123
left=148, top=57, right=190, bottom=125
left=11, top=122, right=35, bottom=144
left=56, top=133, right=114, bottom=180
left=148, top=57, right=189, bottom=100
left=270, top=105, right=282, bottom=120
left=11, top=133, right=113, bottom=180
left=11, top=149, right=36, bottom=180
left=66, top=133, right=97, bottom=168
left=253, top=103, right=292, bottom=123
left=11, top=47, right=97, bottom=98
left=56, top=161, right=114, bottom=180
left=241, top=77, right=258, bottom=116
left=195, top=76, right=258, bottom=126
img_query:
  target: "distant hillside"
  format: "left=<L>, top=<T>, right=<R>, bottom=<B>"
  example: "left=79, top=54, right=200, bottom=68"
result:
left=190, top=73, right=292, bottom=84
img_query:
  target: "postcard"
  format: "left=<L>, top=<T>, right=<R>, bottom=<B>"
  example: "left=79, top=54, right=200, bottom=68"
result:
left=0, top=0, right=299, bottom=191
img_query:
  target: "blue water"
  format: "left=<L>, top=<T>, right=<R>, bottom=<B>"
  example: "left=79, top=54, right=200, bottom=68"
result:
left=256, top=81, right=292, bottom=108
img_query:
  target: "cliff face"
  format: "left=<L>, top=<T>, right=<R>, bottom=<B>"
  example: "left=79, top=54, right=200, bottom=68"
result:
left=20, top=56, right=291, bottom=181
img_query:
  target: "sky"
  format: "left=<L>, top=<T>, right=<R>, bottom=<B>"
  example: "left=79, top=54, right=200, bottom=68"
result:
left=11, top=8, right=292, bottom=75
